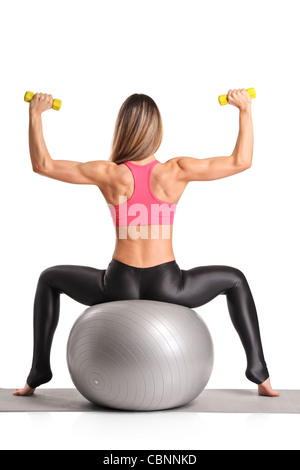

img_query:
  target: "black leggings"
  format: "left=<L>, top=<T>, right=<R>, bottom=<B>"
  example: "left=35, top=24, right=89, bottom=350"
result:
left=27, top=258, right=269, bottom=388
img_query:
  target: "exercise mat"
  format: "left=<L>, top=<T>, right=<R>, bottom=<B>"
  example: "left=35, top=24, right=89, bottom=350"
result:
left=1, top=388, right=299, bottom=413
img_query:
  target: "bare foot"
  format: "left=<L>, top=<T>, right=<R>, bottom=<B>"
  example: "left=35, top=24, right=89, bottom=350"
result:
left=13, top=383, right=36, bottom=396
left=258, top=377, right=280, bottom=397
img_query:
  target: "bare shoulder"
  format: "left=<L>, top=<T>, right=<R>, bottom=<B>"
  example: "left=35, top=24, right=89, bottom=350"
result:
left=162, top=156, right=182, bottom=168
left=163, top=156, right=192, bottom=170
left=95, top=160, right=133, bottom=194
left=96, top=160, right=127, bottom=183
left=97, top=160, right=118, bottom=172
left=153, top=157, right=188, bottom=202
left=160, top=156, right=188, bottom=180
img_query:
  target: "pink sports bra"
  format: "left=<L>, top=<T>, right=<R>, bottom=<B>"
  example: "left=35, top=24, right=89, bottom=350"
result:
left=108, top=160, right=177, bottom=227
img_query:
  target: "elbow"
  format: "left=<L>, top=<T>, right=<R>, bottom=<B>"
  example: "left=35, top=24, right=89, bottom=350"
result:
left=231, top=154, right=252, bottom=171
left=32, top=166, right=50, bottom=175
left=32, top=166, right=44, bottom=174
left=32, top=162, right=52, bottom=174
left=32, top=155, right=53, bottom=174
left=233, top=158, right=252, bottom=171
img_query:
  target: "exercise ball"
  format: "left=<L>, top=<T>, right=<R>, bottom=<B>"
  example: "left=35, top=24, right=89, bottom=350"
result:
left=67, top=299, right=214, bottom=411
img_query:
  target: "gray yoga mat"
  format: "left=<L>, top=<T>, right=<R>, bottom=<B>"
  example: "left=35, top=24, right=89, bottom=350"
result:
left=1, top=388, right=300, bottom=413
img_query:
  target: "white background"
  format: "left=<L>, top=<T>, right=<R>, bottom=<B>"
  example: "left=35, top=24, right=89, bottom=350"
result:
left=0, top=0, right=299, bottom=450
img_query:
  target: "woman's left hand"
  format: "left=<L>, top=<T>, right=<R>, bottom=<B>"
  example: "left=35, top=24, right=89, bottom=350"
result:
left=227, top=89, right=252, bottom=112
left=29, top=93, right=53, bottom=114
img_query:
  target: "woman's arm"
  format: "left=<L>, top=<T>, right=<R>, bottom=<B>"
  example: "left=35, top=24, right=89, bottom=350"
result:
left=175, top=89, right=254, bottom=182
left=29, top=109, right=52, bottom=173
left=29, top=93, right=114, bottom=185
left=231, top=102, right=254, bottom=168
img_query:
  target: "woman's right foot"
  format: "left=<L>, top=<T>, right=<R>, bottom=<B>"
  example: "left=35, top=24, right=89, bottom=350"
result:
left=13, top=383, right=36, bottom=396
left=258, top=377, right=280, bottom=397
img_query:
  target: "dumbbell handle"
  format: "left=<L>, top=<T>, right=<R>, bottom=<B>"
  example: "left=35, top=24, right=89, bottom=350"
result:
left=24, top=91, right=62, bottom=111
left=218, top=88, right=256, bottom=106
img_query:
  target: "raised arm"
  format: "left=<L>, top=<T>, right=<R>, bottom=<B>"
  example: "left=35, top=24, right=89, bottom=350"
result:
left=175, top=89, right=254, bottom=182
left=28, top=93, right=113, bottom=185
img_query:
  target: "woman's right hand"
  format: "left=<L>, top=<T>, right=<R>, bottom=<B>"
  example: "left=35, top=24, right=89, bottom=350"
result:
left=227, top=89, right=252, bottom=112
left=29, top=93, right=54, bottom=115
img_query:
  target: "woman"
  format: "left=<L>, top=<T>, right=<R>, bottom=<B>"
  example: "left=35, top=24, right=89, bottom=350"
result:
left=14, top=90, right=279, bottom=397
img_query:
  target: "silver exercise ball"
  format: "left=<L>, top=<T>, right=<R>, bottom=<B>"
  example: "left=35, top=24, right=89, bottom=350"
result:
left=67, top=300, right=214, bottom=411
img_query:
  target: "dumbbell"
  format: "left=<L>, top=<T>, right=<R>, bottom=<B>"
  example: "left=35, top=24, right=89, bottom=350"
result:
left=218, top=88, right=256, bottom=106
left=24, top=91, right=62, bottom=111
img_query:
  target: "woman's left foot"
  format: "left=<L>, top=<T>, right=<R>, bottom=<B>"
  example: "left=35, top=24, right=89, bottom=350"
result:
left=13, top=383, right=36, bottom=396
left=258, top=377, right=280, bottom=397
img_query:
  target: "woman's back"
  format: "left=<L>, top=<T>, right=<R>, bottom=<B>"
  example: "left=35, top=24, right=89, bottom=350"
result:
left=99, top=155, right=188, bottom=268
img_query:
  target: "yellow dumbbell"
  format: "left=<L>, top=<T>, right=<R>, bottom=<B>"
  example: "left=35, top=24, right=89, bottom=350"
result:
left=218, top=88, right=256, bottom=106
left=24, top=91, right=62, bottom=111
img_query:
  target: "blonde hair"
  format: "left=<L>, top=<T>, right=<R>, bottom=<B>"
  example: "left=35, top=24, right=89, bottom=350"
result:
left=109, top=94, right=163, bottom=164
